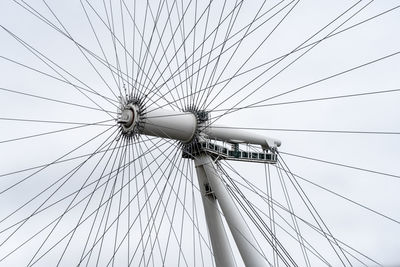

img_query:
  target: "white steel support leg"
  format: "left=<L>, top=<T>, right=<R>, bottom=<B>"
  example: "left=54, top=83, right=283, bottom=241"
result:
left=194, top=162, right=236, bottom=267
left=195, top=154, right=267, bottom=267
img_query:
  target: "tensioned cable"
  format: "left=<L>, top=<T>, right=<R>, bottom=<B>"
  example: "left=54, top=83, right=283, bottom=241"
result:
left=0, top=119, right=115, bottom=145
left=280, top=151, right=400, bottom=179
left=1, top=25, right=118, bottom=117
left=13, top=0, right=122, bottom=102
left=277, top=156, right=352, bottom=266
left=31, top=139, right=178, bottom=266
left=208, top=126, right=400, bottom=135
left=208, top=49, right=400, bottom=126
left=0, top=87, right=116, bottom=114
left=0, top=138, right=172, bottom=263
left=145, top=1, right=400, bottom=115
left=221, top=161, right=374, bottom=266
left=206, top=0, right=372, bottom=123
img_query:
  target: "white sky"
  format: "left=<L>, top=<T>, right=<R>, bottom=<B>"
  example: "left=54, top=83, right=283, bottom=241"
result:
left=0, top=0, right=399, bottom=266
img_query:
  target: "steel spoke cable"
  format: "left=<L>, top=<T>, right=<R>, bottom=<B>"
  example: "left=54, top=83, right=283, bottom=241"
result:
left=137, top=136, right=165, bottom=266
left=0, top=137, right=157, bottom=179
left=130, top=0, right=137, bottom=97
left=133, top=141, right=186, bottom=266
left=164, top=0, right=193, bottom=109
left=208, top=125, right=400, bottom=135
left=0, top=138, right=161, bottom=238
left=0, top=119, right=115, bottom=145
left=196, top=0, right=260, bottom=110
left=195, top=0, right=244, bottom=110
left=0, top=129, right=118, bottom=233
left=62, top=136, right=128, bottom=265
left=142, top=86, right=400, bottom=121
left=162, top=0, right=191, bottom=110
left=106, top=0, right=124, bottom=95
left=79, top=0, right=127, bottom=98
left=223, top=160, right=372, bottom=266
left=131, top=139, right=147, bottom=266
left=145, top=0, right=260, bottom=111
left=0, top=117, right=114, bottom=126
left=142, top=0, right=221, bottom=105
left=176, top=155, right=191, bottom=266
left=147, top=0, right=298, bottom=112
left=0, top=124, right=115, bottom=196
left=180, top=147, right=288, bottom=266
left=202, top=0, right=297, bottom=111
left=93, top=135, right=134, bottom=266
left=275, top=163, right=311, bottom=267
left=277, top=156, right=352, bottom=266
left=175, top=0, right=192, bottom=109
left=274, top=164, right=400, bottom=225
left=221, top=159, right=382, bottom=266
left=77, top=137, right=166, bottom=265
left=141, top=139, right=220, bottom=260
left=211, top=87, right=400, bottom=113
left=0, top=127, right=118, bottom=260
left=9, top=0, right=122, bottom=106
left=149, top=0, right=399, bottom=114
left=188, top=0, right=199, bottom=107
left=18, top=0, right=123, bottom=104
left=134, top=0, right=169, bottom=97
left=33, top=139, right=175, bottom=266
left=145, top=0, right=281, bottom=108
left=43, top=0, right=122, bottom=100
left=0, top=65, right=116, bottom=110
left=132, top=0, right=150, bottom=98
left=82, top=0, right=179, bottom=111
left=111, top=136, right=130, bottom=267
left=77, top=140, right=179, bottom=265
left=206, top=0, right=370, bottom=121
left=203, top=3, right=400, bottom=111
left=280, top=151, right=400, bottom=180
left=141, top=0, right=187, bottom=110
left=136, top=145, right=188, bottom=267
left=275, top=166, right=383, bottom=266
left=191, top=0, right=213, bottom=110
left=264, top=164, right=278, bottom=266
left=134, top=138, right=161, bottom=266
left=215, top=163, right=295, bottom=266
left=208, top=48, right=400, bottom=127
left=140, top=0, right=200, bottom=102
left=1, top=25, right=119, bottom=117
left=0, top=138, right=171, bottom=264
left=140, top=138, right=181, bottom=265
left=25, top=130, right=125, bottom=266
left=108, top=145, right=183, bottom=266
left=54, top=134, right=126, bottom=266
left=221, top=161, right=368, bottom=266
left=139, top=137, right=194, bottom=266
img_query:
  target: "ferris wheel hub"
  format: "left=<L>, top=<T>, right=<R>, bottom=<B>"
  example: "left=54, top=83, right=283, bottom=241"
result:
left=117, top=102, right=141, bottom=137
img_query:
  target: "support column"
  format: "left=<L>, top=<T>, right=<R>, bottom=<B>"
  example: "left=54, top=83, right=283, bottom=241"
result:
left=196, top=154, right=267, bottom=267
left=194, top=162, right=236, bottom=267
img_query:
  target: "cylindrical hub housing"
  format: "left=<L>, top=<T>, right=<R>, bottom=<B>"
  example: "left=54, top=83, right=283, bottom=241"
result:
left=142, top=108, right=197, bottom=143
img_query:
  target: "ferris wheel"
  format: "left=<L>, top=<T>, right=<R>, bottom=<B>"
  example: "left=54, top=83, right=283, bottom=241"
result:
left=0, top=0, right=399, bottom=266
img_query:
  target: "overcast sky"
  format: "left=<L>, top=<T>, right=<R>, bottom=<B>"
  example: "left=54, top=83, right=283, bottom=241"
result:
left=0, top=0, right=399, bottom=266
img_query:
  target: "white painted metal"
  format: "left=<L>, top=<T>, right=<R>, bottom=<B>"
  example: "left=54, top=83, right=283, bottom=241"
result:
left=194, top=162, right=236, bottom=267
left=196, top=154, right=267, bottom=267
left=202, top=124, right=281, bottom=151
left=142, top=108, right=197, bottom=143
